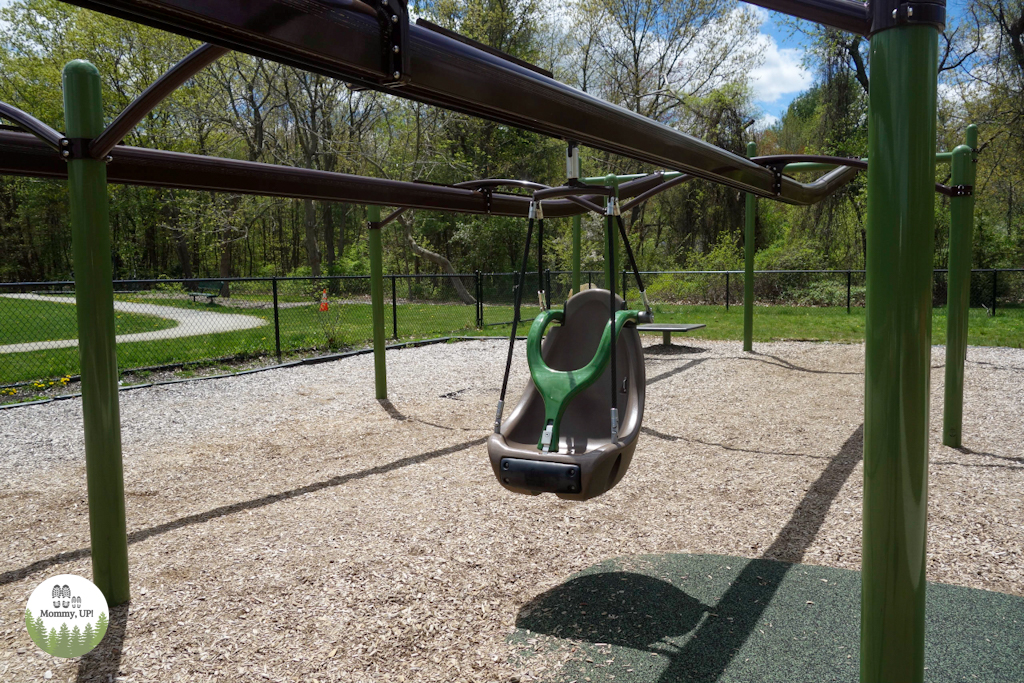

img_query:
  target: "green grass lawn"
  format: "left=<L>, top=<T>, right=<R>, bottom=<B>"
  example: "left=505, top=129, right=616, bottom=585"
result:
left=0, top=297, right=479, bottom=386
left=1, top=296, right=1020, bottom=392
left=476, top=303, right=1024, bottom=348
left=0, top=296, right=177, bottom=345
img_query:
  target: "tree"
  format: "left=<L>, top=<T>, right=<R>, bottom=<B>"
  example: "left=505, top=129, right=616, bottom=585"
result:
left=69, top=625, right=86, bottom=657
left=25, top=609, right=42, bottom=648
left=93, top=612, right=109, bottom=648
left=56, top=622, right=71, bottom=658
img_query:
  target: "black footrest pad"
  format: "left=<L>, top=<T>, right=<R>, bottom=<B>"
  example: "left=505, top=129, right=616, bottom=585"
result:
left=500, top=457, right=581, bottom=494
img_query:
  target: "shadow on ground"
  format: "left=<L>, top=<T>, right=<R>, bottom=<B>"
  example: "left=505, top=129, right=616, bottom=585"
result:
left=642, top=344, right=708, bottom=357
left=76, top=602, right=129, bottom=682
left=512, top=423, right=1024, bottom=682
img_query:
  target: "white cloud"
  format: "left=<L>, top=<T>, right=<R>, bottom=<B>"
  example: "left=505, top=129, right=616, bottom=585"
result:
left=748, top=37, right=812, bottom=104
left=753, top=113, right=779, bottom=130
left=746, top=6, right=770, bottom=24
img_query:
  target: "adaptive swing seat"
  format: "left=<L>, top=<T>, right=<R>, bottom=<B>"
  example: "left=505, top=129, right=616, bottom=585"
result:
left=487, top=288, right=646, bottom=500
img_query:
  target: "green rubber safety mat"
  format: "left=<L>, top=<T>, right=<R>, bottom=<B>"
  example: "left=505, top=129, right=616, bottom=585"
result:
left=510, top=554, right=1024, bottom=683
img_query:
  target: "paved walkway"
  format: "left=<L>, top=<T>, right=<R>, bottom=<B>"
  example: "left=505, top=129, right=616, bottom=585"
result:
left=0, top=294, right=268, bottom=354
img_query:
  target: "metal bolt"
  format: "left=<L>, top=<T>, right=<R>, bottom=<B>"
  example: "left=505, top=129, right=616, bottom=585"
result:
left=392, top=45, right=400, bottom=53
left=892, top=8, right=897, bottom=18
left=502, top=461, right=509, bottom=470
left=61, top=138, right=69, bottom=147
left=392, top=71, right=400, bottom=79
left=391, top=14, right=398, bottom=22
left=568, top=485, right=576, bottom=492
left=503, top=478, right=510, bottom=484
left=907, top=6, right=914, bottom=17
left=567, top=468, right=576, bottom=477
left=61, top=150, right=70, bottom=158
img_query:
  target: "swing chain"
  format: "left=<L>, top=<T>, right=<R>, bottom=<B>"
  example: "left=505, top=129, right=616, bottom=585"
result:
left=493, top=400, right=504, bottom=434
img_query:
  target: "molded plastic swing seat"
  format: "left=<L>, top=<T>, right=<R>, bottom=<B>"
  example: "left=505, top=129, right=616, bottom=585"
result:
left=488, top=289, right=646, bottom=501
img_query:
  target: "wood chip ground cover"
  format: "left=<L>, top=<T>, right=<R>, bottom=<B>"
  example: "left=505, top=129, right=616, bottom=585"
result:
left=0, top=339, right=1021, bottom=682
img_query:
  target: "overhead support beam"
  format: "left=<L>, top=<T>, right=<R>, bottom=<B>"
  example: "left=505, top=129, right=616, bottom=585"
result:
left=742, top=0, right=871, bottom=35
left=0, top=130, right=672, bottom=218
left=0, top=101, right=64, bottom=150
left=63, top=0, right=855, bottom=205
left=752, top=154, right=965, bottom=197
left=90, top=43, right=230, bottom=159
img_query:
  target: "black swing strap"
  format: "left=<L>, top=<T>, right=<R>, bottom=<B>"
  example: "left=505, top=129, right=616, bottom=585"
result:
left=607, top=197, right=618, bottom=442
left=615, top=213, right=650, bottom=314
left=495, top=202, right=538, bottom=432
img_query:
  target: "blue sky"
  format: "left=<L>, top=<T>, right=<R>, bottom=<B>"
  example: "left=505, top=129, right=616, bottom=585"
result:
left=751, top=1, right=970, bottom=127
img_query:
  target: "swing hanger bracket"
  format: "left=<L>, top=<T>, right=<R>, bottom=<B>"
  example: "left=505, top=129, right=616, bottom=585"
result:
left=376, top=0, right=410, bottom=85
left=529, top=200, right=543, bottom=220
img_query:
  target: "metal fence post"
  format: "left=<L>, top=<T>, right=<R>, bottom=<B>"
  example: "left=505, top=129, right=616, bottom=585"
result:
left=63, top=59, right=130, bottom=607
left=847, top=271, right=852, bottom=313
left=391, top=275, right=398, bottom=339
left=545, top=269, right=552, bottom=309
left=992, top=270, right=997, bottom=316
left=725, top=272, right=730, bottom=311
left=621, top=270, right=627, bottom=308
left=272, top=277, right=281, bottom=361
left=862, top=18, right=939, bottom=683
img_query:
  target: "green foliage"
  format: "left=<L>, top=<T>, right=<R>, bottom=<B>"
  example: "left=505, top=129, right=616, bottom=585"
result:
left=25, top=609, right=43, bottom=650
left=94, top=612, right=108, bottom=646
left=56, top=622, right=71, bottom=657
left=0, top=0, right=1020, bottom=290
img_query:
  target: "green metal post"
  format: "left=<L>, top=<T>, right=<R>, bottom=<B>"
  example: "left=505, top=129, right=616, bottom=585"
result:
left=367, top=206, right=387, bottom=399
left=861, top=21, right=939, bottom=683
left=744, top=141, right=757, bottom=352
left=64, top=60, right=130, bottom=606
left=942, top=125, right=978, bottom=447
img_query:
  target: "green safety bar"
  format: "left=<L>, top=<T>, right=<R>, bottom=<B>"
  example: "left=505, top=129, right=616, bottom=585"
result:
left=527, top=308, right=640, bottom=451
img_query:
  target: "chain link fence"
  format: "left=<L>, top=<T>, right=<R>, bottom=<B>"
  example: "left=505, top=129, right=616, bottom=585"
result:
left=0, top=275, right=478, bottom=403
left=2, top=269, right=1021, bottom=404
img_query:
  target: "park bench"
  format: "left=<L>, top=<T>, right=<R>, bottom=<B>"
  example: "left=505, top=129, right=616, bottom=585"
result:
left=636, top=323, right=706, bottom=345
left=188, top=281, right=223, bottom=303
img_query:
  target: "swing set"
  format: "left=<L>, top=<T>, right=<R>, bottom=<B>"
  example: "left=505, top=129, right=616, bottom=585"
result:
left=0, top=0, right=985, bottom=680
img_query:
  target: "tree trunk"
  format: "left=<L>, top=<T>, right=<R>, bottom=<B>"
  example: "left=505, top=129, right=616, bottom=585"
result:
left=337, top=203, right=349, bottom=260
left=323, top=202, right=334, bottom=271
left=399, top=214, right=476, bottom=304
left=304, top=198, right=321, bottom=276
left=219, top=241, right=232, bottom=297
left=174, top=231, right=193, bottom=281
